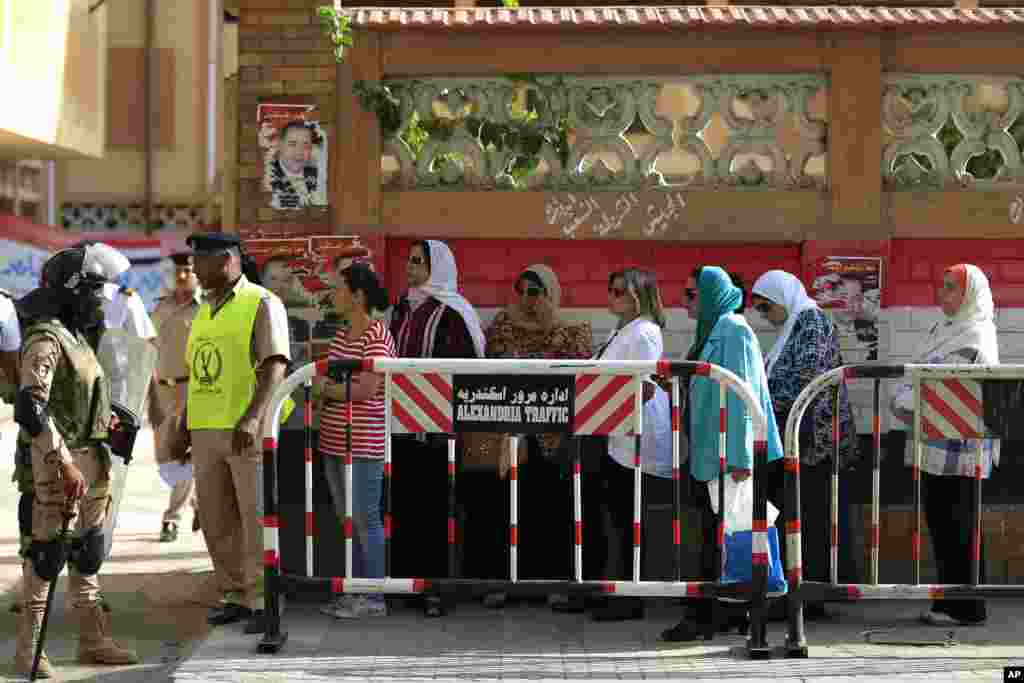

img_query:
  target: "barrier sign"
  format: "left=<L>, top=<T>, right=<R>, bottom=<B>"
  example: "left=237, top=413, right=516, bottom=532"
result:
left=453, top=375, right=574, bottom=434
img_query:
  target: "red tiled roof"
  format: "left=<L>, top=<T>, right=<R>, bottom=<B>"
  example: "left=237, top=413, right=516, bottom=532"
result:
left=344, top=5, right=1024, bottom=31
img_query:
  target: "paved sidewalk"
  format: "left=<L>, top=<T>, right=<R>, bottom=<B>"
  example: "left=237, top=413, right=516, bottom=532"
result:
left=175, top=598, right=1024, bottom=682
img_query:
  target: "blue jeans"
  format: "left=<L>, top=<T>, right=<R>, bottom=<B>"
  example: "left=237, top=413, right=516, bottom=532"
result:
left=324, top=457, right=385, bottom=581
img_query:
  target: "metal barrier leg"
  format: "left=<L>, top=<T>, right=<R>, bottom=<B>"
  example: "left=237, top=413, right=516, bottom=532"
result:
left=830, top=386, right=840, bottom=585
left=784, top=448, right=808, bottom=658
left=304, top=380, right=314, bottom=579
left=509, top=436, right=519, bottom=584
left=384, top=373, right=392, bottom=579
left=572, top=438, right=582, bottom=583
left=671, top=379, right=682, bottom=582
left=972, top=444, right=982, bottom=587
left=258, top=436, right=288, bottom=653
left=747, top=440, right=771, bottom=659
left=870, top=380, right=881, bottom=586
left=448, top=437, right=458, bottom=583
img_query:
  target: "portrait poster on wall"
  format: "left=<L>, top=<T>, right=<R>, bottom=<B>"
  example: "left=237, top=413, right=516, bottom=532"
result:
left=810, top=256, right=883, bottom=364
left=244, top=235, right=372, bottom=366
left=257, top=103, right=329, bottom=210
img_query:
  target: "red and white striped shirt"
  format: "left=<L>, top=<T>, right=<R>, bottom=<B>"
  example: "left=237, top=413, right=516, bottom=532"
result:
left=319, top=320, right=397, bottom=460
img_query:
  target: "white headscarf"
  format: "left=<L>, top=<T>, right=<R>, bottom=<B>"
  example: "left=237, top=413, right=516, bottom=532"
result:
left=752, top=270, right=820, bottom=374
left=411, top=240, right=487, bottom=358
left=913, top=264, right=999, bottom=364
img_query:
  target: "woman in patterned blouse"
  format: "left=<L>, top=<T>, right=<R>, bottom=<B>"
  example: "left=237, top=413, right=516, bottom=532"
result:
left=751, top=270, right=856, bottom=621
left=461, top=265, right=593, bottom=610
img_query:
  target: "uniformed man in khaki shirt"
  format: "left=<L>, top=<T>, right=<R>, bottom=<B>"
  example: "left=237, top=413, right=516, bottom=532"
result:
left=150, top=252, right=202, bottom=542
left=180, top=232, right=291, bottom=635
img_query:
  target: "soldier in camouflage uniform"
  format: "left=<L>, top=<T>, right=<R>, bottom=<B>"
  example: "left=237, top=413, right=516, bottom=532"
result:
left=11, top=244, right=139, bottom=678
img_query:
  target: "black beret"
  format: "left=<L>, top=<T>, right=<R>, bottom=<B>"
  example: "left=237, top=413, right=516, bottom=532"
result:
left=185, top=232, right=241, bottom=255
left=169, top=252, right=194, bottom=266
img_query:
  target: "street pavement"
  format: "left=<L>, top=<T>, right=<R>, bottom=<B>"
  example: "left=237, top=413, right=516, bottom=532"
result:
left=1, top=408, right=1021, bottom=682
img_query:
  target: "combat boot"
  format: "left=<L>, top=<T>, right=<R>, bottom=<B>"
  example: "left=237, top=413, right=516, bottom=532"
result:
left=12, top=602, right=52, bottom=678
left=74, top=602, right=139, bottom=666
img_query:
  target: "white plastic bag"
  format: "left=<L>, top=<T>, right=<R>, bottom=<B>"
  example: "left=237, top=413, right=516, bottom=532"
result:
left=707, top=476, right=780, bottom=531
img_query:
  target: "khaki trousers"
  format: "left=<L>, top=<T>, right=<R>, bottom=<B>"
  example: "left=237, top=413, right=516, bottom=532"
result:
left=153, top=384, right=196, bottom=524
left=23, top=443, right=109, bottom=611
left=191, top=429, right=263, bottom=610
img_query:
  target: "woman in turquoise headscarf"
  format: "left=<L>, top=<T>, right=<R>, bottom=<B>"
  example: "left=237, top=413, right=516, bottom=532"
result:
left=662, top=266, right=784, bottom=642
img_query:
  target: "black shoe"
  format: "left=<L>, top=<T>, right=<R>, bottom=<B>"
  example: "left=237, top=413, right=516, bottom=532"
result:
left=193, top=515, right=201, bottom=533
left=590, top=600, right=645, bottom=622
left=208, top=603, right=253, bottom=626
left=243, top=610, right=266, bottom=635
left=424, top=596, right=446, bottom=618
left=803, top=603, right=831, bottom=621
left=662, top=618, right=715, bottom=642
left=160, top=522, right=179, bottom=543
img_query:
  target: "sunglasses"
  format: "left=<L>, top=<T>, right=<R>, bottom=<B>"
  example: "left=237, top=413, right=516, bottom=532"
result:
left=754, top=302, right=773, bottom=315
left=408, top=255, right=426, bottom=266
left=683, top=288, right=697, bottom=301
left=515, top=285, right=544, bottom=298
left=608, top=286, right=627, bottom=299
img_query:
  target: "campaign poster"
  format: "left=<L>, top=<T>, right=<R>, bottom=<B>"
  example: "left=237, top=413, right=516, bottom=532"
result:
left=452, top=375, right=575, bottom=434
left=244, top=235, right=371, bottom=364
left=810, top=256, right=883, bottom=363
left=257, top=103, right=328, bottom=210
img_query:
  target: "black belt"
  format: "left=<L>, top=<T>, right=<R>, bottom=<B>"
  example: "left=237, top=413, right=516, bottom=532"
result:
left=158, top=377, right=189, bottom=387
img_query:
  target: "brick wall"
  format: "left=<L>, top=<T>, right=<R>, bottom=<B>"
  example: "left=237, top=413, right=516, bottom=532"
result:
left=236, top=0, right=336, bottom=238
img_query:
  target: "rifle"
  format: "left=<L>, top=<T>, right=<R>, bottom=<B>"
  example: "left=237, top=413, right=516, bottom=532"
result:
left=31, top=500, right=75, bottom=682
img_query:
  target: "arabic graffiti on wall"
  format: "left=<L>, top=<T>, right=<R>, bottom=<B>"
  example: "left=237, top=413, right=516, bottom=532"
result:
left=545, top=191, right=688, bottom=239
left=452, top=374, right=576, bottom=434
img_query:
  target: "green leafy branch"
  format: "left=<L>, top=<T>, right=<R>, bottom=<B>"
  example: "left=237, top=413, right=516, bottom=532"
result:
left=317, top=6, right=353, bottom=63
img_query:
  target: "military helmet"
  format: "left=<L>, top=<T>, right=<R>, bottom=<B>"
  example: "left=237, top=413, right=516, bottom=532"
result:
left=42, top=243, right=130, bottom=295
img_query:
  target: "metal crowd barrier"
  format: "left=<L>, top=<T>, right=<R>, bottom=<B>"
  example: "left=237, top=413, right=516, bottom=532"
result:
left=782, top=363, right=1024, bottom=657
left=256, top=357, right=779, bottom=656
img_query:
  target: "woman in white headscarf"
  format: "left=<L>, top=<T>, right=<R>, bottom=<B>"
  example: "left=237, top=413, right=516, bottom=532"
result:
left=751, top=270, right=856, bottom=620
left=890, top=264, right=999, bottom=626
left=388, top=240, right=486, bottom=618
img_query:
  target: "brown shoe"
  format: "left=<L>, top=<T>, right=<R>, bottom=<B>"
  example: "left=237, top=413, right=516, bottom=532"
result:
left=75, top=602, right=139, bottom=666
left=13, top=602, right=53, bottom=678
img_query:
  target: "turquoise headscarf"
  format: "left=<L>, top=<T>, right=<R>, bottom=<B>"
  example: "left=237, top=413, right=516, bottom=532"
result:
left=686, top=266, right=743, bottom=361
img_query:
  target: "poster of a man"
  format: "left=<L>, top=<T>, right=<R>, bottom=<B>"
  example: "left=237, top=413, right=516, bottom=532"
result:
left=258, top=104, right=329, bottom=210
left=811, top=257, right=882, bottom=362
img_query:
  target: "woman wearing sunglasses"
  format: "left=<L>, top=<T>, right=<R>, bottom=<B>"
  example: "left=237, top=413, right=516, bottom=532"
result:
left=588, top=267, right=673, bottom=622
left=750, top=269, right=856, bottom=622
left=462, top=265, right=594, bottom=610
left=663, top=266, right=783, bottom=642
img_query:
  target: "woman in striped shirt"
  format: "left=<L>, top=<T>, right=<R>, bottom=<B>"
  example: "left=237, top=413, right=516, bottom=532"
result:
left=318, top=260, right=397, bottom=619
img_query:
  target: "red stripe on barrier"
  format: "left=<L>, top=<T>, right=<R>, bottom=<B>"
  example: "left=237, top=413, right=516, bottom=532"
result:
left=912, top=531, right=920, bottom=560
left=305, top=512, right=314, bottom=537
left=672, top=467, right=679, bottom=481
left=695, top=362, right=712, bottom=376
left=911, top=464, right=920, bottom=481
left=672, top=519, right=680, bottom=545
left=922, top=384, right=980, bottom=438
left=786, top=566, right=802, bottom=583
left=929, top=587, right=945, bottom=600
left=633, top=522, right=641, bottom=547
left=575, top=521, right=582, bottom=546
left=970, top=534, right=980, bottom=561
left=315, top=359, right=329, bottom=376
left=391, top=399, right=426, bottom=433
left=847, top=585, right=862, bottom=600
left=345, top=453, right=353, bottom=466
left=752, top=552, right=768, bottom=566
left=872, top=414, right=880, bottom=435
left=943, top=378, right=983, bottom=416
left=871, top=525, right=880, bottom=548
left=753, top=520, right=768, bottom=532
left=362, top=357, right=375, bottom=373
left=448, top=518, right=455, bottom=545
left=304, top=405, right=312, bottom=427
left=262, top=437, right=277, bottom=452
left=263, top=550, right=279, bottom=568
left=719, top=407, right=726, bottom=433
left=594, top=397, right=635, bottom=436
left=975, top=464, right=982, bottom=480
left=671, top=406, right=680, bottom=431
left=577, top=374, right=630, bottom=432
left=448, top=461, right=455, bottom=477
left=263, top=515, right=280, bottom=528
left=384, top=462, right=392, bottom=477
left=510, top=525, right=518, bottom=546
left=920, top=415, right=945, bottom=441
left=573, top=461, right=581, bottom=474
left=634, top=454, right=640, bottom=467
left=344, top=518, right=353, bottom=539
left=717, top=524, right=724, bottom=547
left=574, top=373, right=598, bottom=397
left=331, top=577, right=344, bottom=594
left=304, top=447, right=312, bottom=463
left=392, top=374, right=453, bottom=432
left=656, top=359, right=671, bottom=377
left=383, top=514, right=392, bottom=539
left=687, top=583, right=702, bottom=597
left=785, top=520, right=801, bottom=534
left=602, top=582, right=617, bottom=594
left=413, top=579, right=429, bottom=593
left=510, top=466, right=518, bottom=481
left=784, top=457, right=800, bottom=473
left=832, top=524, right=838, bottom=547
left=423, top=372, right=454, bottom=402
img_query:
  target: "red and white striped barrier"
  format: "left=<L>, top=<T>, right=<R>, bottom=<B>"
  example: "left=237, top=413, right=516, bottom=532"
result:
left=257, top=357, right=770, bottom=656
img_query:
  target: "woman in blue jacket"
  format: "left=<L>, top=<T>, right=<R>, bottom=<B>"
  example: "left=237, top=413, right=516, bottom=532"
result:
left=662, top=266, right=784, bottom=642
